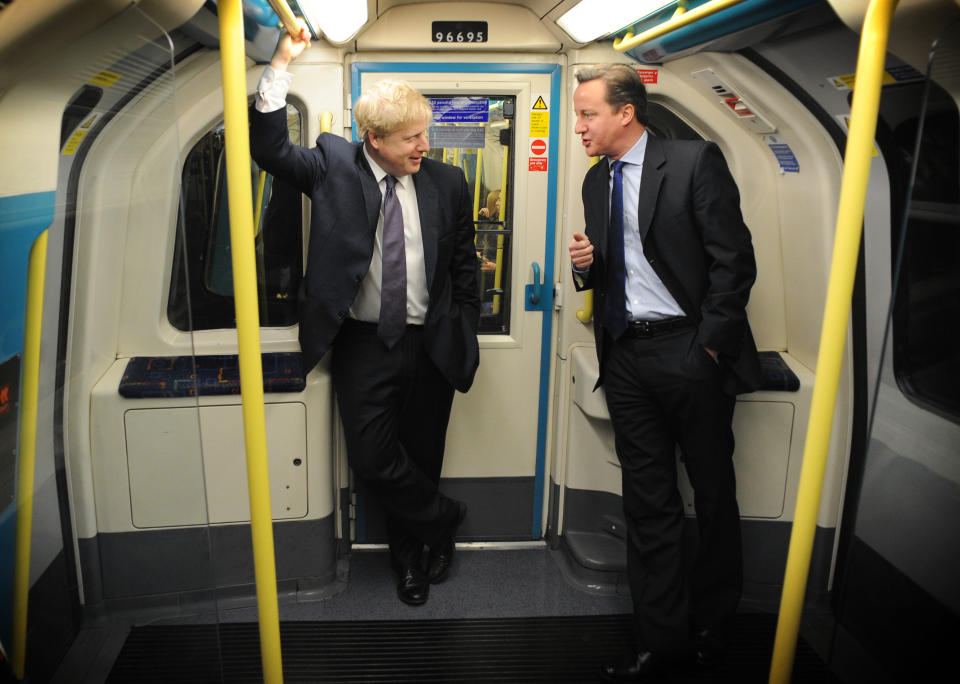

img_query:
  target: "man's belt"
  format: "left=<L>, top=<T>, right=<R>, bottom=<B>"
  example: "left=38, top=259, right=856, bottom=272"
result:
left=623, top=317, right=693, bottom=338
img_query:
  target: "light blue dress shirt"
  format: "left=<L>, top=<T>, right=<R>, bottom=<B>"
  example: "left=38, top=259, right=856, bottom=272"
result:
left=608, top=132, right=684, bottom=321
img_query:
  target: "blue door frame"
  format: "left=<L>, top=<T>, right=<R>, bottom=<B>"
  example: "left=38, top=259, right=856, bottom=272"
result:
left=351, top=61, right=562, bottom=539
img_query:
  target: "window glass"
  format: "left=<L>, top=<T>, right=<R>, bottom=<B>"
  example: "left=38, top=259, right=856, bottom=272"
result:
left=875, top=81, right=960, bottom=420
left=425, top=95, right=515, bottom=334
left=168, top=105, right=303, bottom=330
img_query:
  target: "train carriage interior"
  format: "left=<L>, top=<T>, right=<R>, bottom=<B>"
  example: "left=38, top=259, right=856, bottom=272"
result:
left=0, top=0, right=958, bottom=682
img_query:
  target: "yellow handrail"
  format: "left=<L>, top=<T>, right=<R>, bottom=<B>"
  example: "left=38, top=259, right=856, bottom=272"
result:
left=575, top=156, right=602, bottom=323
left=319, top=110, right=334, bottom=133
left=11, top=229, right=47, bottom=680
left=218, top=2, right=284, bottom=683
left=254, top=170, right=268, bottom=235
left=612, top=0, right=749, bottom=53
left=576, top=291, right=594, bottom=323
left=768, top=1, right=898, bottom=682
left=492, top=129, right=510, bottom=314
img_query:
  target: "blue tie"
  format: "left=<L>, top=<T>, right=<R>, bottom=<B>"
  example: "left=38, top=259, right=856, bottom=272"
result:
left=604, top=160, right=628, bottom=340
left=378, top=175, right=406, bottom=348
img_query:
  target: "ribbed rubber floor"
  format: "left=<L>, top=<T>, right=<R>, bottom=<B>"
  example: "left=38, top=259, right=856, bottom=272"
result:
left=107, top=613, right=837, bottom=683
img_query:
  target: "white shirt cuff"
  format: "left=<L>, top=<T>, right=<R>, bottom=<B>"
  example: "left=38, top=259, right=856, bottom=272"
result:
left=255, top=66, right=293, bottom=113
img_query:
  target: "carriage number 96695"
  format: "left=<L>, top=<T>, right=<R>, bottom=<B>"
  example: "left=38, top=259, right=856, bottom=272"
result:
left=432, top=21, right=488, bottom=43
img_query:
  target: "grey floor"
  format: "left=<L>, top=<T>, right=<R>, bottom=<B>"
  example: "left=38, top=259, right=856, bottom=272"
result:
left=53, top=545, right=635, bottom=683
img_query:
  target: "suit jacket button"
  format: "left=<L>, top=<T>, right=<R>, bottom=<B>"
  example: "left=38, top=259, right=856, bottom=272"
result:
left=355, top=274, right=362, bottom=282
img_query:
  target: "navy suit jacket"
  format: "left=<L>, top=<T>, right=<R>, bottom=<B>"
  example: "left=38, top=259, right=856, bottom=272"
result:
left=575, top=136, right=761, bottom=394
left=251, top=108, right=480, bottom=392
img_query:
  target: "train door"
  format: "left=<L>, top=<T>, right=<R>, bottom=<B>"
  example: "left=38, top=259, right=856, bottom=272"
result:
left=351, top=60, right=562, bottom=542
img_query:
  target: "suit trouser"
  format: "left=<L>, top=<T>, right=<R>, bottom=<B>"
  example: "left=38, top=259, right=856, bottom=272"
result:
left=332, top=319, right=457, bottom=568
left=603, top=326, right=742, bottom=654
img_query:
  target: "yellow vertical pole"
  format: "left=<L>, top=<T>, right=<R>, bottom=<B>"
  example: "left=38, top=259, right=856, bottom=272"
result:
left=10, top=230, right=47, bottom=679
left=217, top=2, right=284, bottom=682
left=768, top=1, right=898, bottom=682
left=472, top=147, right=484, bottom=221
left=492, top=133, right=510, bottom=314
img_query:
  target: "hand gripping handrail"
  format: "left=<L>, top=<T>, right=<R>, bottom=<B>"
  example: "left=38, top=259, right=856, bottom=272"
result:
left=612, top=0, right=749, bottom=53
left=266, top=0, right=303, bottom=38
left=219, top=1, right=284, bottom=682
left=768, top=1, right=899, bottom=682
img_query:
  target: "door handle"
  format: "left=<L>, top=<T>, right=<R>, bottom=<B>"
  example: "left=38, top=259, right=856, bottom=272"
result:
left=525, top=261, right=549, bottom=311
left=528, top=262, right=542, bottom=305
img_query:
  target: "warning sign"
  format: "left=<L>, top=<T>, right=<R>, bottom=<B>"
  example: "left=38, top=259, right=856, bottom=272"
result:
left=89, top=70, right=122, bottom=88
left=530, top=113, right=549, bottom=137
left=530, top=139, right=547, bottom=156
left=62, top=129, right=88, bottom=155
left=529, top=157, right=547, bottom=172
left=636, top=68, right=658, bottom=84
left=828, top=71, right=895, bottom=91
left=530, top=94, right=550, bottom=138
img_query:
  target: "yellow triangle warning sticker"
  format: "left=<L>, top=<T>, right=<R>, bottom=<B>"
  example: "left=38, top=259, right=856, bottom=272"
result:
left=532, top=96, right=548, bottom=111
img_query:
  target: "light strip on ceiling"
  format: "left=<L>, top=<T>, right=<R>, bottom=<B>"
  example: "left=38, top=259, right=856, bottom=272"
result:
left=556, top=0, right=675, bottom=43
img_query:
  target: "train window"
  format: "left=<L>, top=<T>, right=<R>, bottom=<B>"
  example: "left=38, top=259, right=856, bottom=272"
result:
left=645, top=102, right=703, bottom=141
left=168, top=105, right=303, bottom=331
left=875, top=81, right=960, bottom=420
left=425, top=95, right=515, bottom=335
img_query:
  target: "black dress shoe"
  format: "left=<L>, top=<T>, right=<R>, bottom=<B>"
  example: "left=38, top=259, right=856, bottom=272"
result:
left=426, top=544, right=453, bottom=583
left=694, top=627, right=725, bottom=666
left=396, top=566, right=429, bottom=605
left=428, top=501, right=467, bottom=583
left=600, top=650, right=691, bottom=682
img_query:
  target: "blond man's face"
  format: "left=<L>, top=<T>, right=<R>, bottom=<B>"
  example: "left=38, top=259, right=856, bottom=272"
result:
left=368, top=118, right=431, bottom=177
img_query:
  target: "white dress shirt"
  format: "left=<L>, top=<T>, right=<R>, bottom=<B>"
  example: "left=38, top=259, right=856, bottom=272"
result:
left=254, top=66, right=429, bottom=326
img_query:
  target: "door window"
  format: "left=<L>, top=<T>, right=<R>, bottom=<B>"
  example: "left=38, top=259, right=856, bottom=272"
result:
left=425, top=95, right=515, bottom=334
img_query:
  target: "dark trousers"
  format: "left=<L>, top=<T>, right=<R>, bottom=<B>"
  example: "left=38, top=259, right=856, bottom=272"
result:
left=603, top=326, right=742, bottom=654
left=331, top=319, right=456, bottom=568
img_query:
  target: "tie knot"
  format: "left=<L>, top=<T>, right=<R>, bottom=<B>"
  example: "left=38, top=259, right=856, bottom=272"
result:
left=385, top=175, right=398, bottom=190
left=610, top=160, right=624, bottom=175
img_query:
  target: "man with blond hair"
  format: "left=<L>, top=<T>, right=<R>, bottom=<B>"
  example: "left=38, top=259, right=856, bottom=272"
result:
left=251, top=26, right=479, bottom=605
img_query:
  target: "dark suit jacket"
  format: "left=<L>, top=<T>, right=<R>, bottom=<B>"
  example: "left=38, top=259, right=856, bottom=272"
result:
left=574, top=136, right=761, bottom=395
left=250, top=108, right=480, bottom=392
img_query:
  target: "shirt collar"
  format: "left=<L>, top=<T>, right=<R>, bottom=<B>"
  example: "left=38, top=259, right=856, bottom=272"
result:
left=611, top=130, right=648, bottom=172
left=362, top=145, right=411, bottom=191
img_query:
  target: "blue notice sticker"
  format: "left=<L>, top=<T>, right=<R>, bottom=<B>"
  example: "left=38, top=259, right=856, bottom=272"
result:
left=765, top=135, right=799, bottom=173
left=429, top=97, right=489, bottom=123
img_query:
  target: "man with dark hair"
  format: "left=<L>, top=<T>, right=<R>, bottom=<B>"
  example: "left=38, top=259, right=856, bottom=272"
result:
left=568, top=63, right=761, bottom=682
left=251, top=25, right=478, bottom=606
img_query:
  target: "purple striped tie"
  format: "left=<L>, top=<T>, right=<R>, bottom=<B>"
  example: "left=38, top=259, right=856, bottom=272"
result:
left=378, top=175, right=406, bottom=348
